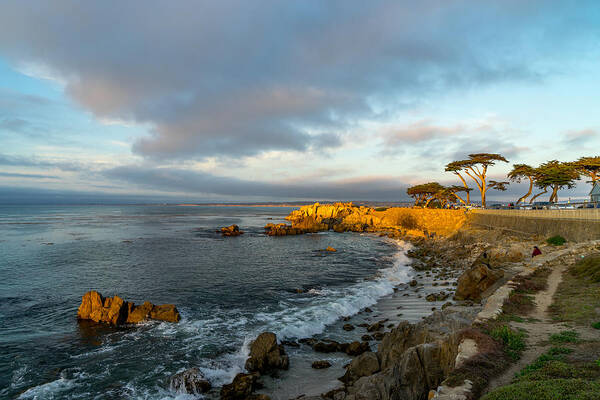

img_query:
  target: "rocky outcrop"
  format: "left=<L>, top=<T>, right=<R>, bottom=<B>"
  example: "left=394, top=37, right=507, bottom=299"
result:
left=264, top=223, right=304, bottom=236
left=220, top=225, right=244, bottom=236
left=339, top=352, right=380, bottom=384
left=77, top=291, right=180, bottom=325
left=454, top=264, right=504, bottom=300
left=220, top=373, right=260, bottom=400
left=244, top=332, right=289, bottom=374
left=332, top=308, right=479, bottom=400
left=169, top=367, right=211, bottom=394
left=312, top=360, right=332, bottom=369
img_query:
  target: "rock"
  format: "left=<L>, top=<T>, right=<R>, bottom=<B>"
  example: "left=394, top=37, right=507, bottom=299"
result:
left=325, top=246, right=337, bottom=252
left=339, top=352, right=380, bottom=384
left=367, top=322, right=383, bottom=332
left=150, top=304, right=180, bottom=323
left=361, top=334, right=373, bottom=341
left=314, top=341, right=340, bottom=353
left=372, top=332, right=385, bottom=341
left=77, top=291, right=180, bottom=326
left=281, top=340, right=300, bottom=347
left=409, top=279, right=418, bottom=287
left=245, top=332, right=289, bottom=374
left=343, top=324, right=355, bottom=331
left=425, top=292, right=449, bottom=302
left=454, top=264, right=503, bottom=300
left=312, top=360, right=332, bottom=369
left=299, top=338, right=318, bottom=346
left=220, top=372, right=259, bottom=400
left=345, top=341, right=370, bottom=356
left=364, top=307, right=373, bottom=313
left=220, top=224, right=244, bottom=237
left=169, top=367, right=211, bottom=394
left=264, top=223, right=304, bottom=236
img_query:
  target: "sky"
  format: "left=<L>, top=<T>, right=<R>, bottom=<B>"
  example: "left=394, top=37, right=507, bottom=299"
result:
left=0, top=0, right=599, bottom=204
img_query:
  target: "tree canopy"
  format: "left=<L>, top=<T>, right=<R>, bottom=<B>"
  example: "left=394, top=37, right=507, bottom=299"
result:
left=533, top=160, right=580, bottom=203
left=570, top=156, right=600, bottom=184
left=507, top=164, right=536, bottom=204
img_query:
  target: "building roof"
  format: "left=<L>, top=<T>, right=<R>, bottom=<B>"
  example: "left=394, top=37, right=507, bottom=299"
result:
left=591, top=182, right=600, bottom=196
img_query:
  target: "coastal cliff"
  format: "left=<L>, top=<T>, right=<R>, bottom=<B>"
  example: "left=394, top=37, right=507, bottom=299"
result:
left=269, top=202, right=467, bottom=237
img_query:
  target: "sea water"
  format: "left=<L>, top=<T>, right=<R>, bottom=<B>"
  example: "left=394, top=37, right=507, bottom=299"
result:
left=0, top=205, right=413, bottom=399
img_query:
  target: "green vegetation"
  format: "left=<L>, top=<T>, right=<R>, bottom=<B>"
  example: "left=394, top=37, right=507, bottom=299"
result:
left=546, top=235, right=566, bottom=246
left=551, top=254, right=600, bottom=326
left=489, top=325, right=526, bottom=360
left=549, top=330, right=579, bottom=344
left=592, top=322, right=600, bottom=330
left=374, top=207, right=388, bottom=212
left=570, top=254, right=600, bottom=283
left=398, top=213, right=418, bottom=230
left=500, top=267, right=550, bottom=318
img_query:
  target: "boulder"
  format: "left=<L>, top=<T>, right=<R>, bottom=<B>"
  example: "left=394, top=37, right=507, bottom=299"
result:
left=454, top=264, right=503, bottom=300
left=245, top=332, right=289, bottom=374
left=169, top=367, right=211, bottom=394
left=314, top=341, right=340, bottom=353
left=264, top=223, right=304, bottom=236
left=343, top=324, right=355, bottom=331
left=339, top=352, right=380, bottom=384
left=345, top=341, right=370, bottom=356
left=325, top=246, right=337, bottom=252
left=221, top=225, right=244, bottom=237
left=77, top=291, right=180, bottom=326
left=312, top=360, right=332, bottom=369
left=220, top=372, right=259, bottom=400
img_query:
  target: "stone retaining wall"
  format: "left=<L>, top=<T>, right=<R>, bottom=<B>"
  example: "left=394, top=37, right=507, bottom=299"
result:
left=467, top=209, right=600, bottom=242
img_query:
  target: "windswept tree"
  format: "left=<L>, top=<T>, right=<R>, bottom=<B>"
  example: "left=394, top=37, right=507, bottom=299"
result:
left=507, top=164, right=536, bottom=205
left=406, top=182, right=445, bottom=207
left=447, top=153, right=508, bottom=208
left=571, top=156, right=600, bottom=185
left=533, top=160, right=580, bottom=203
left=445, top=161, right=473, bottom=204
left=488, top=180, right=509, bottom=192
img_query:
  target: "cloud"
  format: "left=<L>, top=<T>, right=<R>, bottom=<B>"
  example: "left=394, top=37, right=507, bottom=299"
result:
left=103, top=164, right=407, bottom=200
left=0, top=153, right=85, bottom=171
left=1, top=0, right=598, bottom=160
left=0, top=171, right=59, bottom=179
left=562, top=129, right=598, bottom=146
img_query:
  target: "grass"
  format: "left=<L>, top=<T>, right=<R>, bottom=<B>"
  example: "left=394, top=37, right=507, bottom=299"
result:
left=489, top=324, right=526, bottom=360
left=549, top=330, right=580, bottom=344
left=481, top=379, right=600, bottom=400
left=550, top=254, right=600, bottom=326
left=570, top=253, right=600, bottom=283
left=546, top=235, right=567, bottom=246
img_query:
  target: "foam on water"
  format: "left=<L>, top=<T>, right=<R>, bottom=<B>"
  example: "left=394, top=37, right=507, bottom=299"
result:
left=181, top=239, right=413, bottom=389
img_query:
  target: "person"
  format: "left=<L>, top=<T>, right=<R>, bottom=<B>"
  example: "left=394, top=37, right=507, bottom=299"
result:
left=532, top=246, right=542, bottom=257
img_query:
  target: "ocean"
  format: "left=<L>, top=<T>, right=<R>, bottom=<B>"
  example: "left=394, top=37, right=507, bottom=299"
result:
left=0, top=205, right=416, bottom=399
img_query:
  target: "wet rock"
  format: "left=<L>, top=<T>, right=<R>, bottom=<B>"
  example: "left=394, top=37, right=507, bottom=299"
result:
left=367, top=322, right=383, bottom=332
left=264, top=223, right=304, bottom=236
left=325, top=246, right=337, bottom=252
left=281, top=340, right=300, bottom=348
left=339, top=351, right=380, bottom=384
left=314, top=341, right=339, bottom=353
left=425, top=292, right=449, bottom=302
left=220, top=224, right=244, bottom=237
left=441, top=301, right=453, bottom=310
left=409, top=280, right=418, bottom=287
left=364, top=307, right=373, bottom=313
left=312, top=360, right=332, bottom=369
left=245, top=332, right=289, bottom=374
left=344, top=341, right=370, bottom=356
left=343, top=324, right=355, bottom=331
left=220, top=372, right=259, bottom=400
left=77, top=291, right=180, bottom=325
left=299, top=338, right=318, bottom=346
left=169, top=367, right=211, bottom=394
left=454, top=264, right=503, bottom=300
left=372, top=332, right=385, bottom=341
left=361, top=334, right=373, bottom=341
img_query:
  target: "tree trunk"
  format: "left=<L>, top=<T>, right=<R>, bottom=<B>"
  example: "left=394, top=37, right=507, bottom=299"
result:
left=517, top=177, right=533, bottom=205
left=455, top=172, right=470, bottom=204
left=550, top=185, right=559, bottom=203
left=530, top=187, right=548, bottom=204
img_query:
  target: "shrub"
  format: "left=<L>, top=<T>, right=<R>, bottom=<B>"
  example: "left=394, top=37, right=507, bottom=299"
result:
left=374, top=207, right=388, bottom=212
left=398, top=213, right=418, bottom=230
left=489, top=325, right=526, bottom=360
left=546, top=235, right=566, bottom=246
left=593, top=321, right=600, bottom=329
left=549, top=330, right=579, bottom=344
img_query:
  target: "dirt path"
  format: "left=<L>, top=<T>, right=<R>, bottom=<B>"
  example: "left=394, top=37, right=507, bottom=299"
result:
left=485, top=255, right=570, bottom=392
